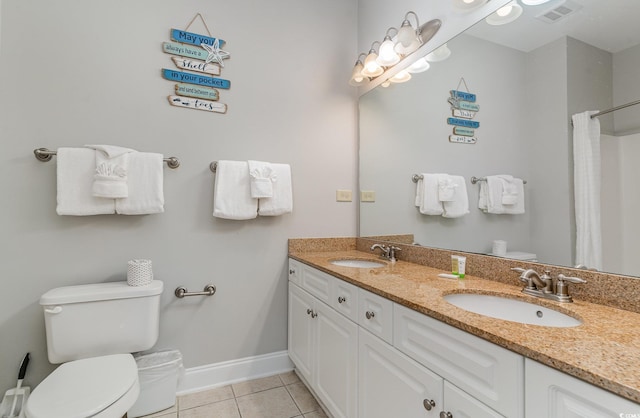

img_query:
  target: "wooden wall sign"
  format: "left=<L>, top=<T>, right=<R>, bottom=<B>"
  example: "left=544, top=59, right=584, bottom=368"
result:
left=453, top=127, right=474, bottom=136
left=447, top=78, right=479, bottom=143
left=175, top=83, right=219, bottom=101
left=170, top=29, right=224, bottom=47
left=162, top=69, right=230, bottom=89
left=450, top=90, right=476, bottom=102
left=449, top=135, right=477, bottom=144
left=171, top=57, right=220, bottom=75
left=447, top=117, right=480, bottom=129
left=168, top=96, right=227, bottom=113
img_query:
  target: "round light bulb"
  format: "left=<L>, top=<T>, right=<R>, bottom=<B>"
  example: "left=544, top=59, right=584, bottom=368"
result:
left=381, top=80, right=391, bottom=88
left=390, top=70, right=411, bottom=83
left=407, top=58, right=430, bottom=74
left=362, top=51, right=383, bottom=78
left=397, top=23, right=416, bottom=48
left=497, top=5, right=513, bottom=16
left=463, top=0, right=475, bottom=3
left=377, top=38, right=400, bottom=66
left=349, top=61, right=365, bottom=86
left=521, top=0, right=552, bottom=4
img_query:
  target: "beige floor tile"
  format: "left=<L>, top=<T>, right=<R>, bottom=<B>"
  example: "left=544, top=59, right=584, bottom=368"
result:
left=179, top=398, right=240, bottom=418
left=236, top=387, right=301, bottom=418
left=304, top=409, right=328, bottom=418
left=139, top=402, right=177, bottom=417
left=286, top=382, right=320, bottom=414
left=179, top=385, right=235, bottom=410
left=279, top=370, right=301, bottom=385
left=231, top=374, right=283, bottom=397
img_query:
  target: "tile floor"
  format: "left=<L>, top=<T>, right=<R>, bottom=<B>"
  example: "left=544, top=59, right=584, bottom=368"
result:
left=140, top=371, right=328, bottom=418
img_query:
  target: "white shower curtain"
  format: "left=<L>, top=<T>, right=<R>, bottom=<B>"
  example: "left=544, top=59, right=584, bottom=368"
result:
left=572, top=111, right=602, bottom=271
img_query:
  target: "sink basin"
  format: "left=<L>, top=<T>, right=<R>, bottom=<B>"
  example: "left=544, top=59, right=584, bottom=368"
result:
left=443, top=293, right=582, bottom=328
left=330, top=259, right=386, bottom=268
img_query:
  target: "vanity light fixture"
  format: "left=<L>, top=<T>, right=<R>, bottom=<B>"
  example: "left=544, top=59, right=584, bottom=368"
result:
left=521, top=0, right=552, bottom=4
left=377, top=28, right=401, bottom=66
left=394, top=12, right=422, bottom=55
left=485, top=0, right=523, bottom=25
left=452, top=0, right=489, bottom=13
left=362, top=41, right=384, bottom=78
left=407, top=57, right=430, bottom=73
left=349, top=53, right=367, bottom=87
left=390, top=69, right=412, bottom=83
left=425, top=43, right=452, bottom=62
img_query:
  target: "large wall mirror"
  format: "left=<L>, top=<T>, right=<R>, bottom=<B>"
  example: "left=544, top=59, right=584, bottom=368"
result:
left=359, top=0, right=640, bottom=277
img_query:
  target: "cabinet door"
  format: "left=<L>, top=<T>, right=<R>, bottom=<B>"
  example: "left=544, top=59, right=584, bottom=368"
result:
left=525, top=359, right=640, bottom=417
left=359, top=328, right=443, bottom=418
left=314, top=302, right=359, bottom=418
left=288, top=283, right=315, bottom=383
left=441, top=382, right=505, bottom=418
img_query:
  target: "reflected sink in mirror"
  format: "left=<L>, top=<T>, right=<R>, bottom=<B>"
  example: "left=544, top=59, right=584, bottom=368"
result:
left=330, top=259, right=387, bottom=268
left=444, top=293, right=582, bottom=328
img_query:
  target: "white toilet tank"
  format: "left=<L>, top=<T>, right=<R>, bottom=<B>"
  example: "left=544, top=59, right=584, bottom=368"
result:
left=40, top=280, right=164, bottom=364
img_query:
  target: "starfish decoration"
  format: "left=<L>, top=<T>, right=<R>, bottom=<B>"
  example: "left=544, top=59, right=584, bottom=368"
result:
left=201, top=39, right=230, bottom=67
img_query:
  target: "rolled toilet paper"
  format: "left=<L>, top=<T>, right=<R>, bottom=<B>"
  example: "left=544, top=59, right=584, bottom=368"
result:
left=127, top=259, right=153, bottom=286
left=492, top=240, right=507, bottom=257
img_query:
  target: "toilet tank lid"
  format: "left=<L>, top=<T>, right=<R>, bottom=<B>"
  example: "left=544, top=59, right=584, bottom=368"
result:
left=40, top=280, right=164, bottom=305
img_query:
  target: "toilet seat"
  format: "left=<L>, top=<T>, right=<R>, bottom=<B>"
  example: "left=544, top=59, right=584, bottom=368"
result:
left=25, top=354, right=139, bottom=418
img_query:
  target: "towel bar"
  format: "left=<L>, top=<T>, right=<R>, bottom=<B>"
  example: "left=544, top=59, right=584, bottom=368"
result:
left=471, top=176, right=527, bottom=185
left=33, top=148, right=181, bottom=169
left=174, top=285, right=216, bottom=298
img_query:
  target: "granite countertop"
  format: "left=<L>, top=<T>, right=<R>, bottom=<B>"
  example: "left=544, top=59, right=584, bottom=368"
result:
left=289, top=250, right=640, bottom=404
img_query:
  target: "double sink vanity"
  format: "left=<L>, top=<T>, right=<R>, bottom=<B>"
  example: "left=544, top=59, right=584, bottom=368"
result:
left=288, top=237, right=640, bottom=418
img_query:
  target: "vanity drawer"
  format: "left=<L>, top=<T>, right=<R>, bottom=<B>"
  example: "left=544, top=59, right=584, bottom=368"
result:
left=358, top=288, right=393, bottom=344
left=288, top=258, right=303, bottom=286
left=330, top=279, right=359, bottom=322
left=393, top=304, right=524, bottom=418
left=301, top=265, right=332, bottom=305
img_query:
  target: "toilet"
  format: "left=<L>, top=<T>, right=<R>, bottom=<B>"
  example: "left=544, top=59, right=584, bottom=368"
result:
left=25, top=280, right=164, bottom=418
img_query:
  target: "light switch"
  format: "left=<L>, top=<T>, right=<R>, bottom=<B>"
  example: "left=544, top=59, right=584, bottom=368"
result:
left=336, top=190, right=353, bottom=202
left=361, top=191, right=376, bottom=202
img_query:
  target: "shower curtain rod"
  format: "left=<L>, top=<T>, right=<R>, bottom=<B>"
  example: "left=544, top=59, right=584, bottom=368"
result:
left=590, top=99, right=640, bottom=118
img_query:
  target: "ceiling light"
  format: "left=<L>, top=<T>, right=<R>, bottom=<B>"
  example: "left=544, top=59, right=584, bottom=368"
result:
left=485, top=1, right=523, bottom=25
left=377, top=28, right=401, bottom=66
left=390, top=70, right=412, bottom=83
left=361, top=42, right=384, bottom=78
left=425, top=43, right=451, bottom=62
left=349, top=53, right=367, bottom=87
left=521, top=0, right=552, bottom=4
left=407, top=57, right=430, bottom=74
left=394, top=12, right=422, bottom=55
left=452, top=0, right=489, bottom=13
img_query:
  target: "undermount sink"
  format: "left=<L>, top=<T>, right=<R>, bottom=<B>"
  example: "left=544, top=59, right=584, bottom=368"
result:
left=330, top=259, right=386, bottom=268
left=444, top=293, right=582, bottom=328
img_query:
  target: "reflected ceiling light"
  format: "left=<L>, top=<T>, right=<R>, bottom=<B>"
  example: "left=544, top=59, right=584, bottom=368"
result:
left=361, top=41, right=384, bottom=78
left=485, top=1, right=523, bottom=25
left=381, top=80, right=391, bottom=88
left=394, top=12, right=422, bottom=55
left=521, top=0, right=552, bottom=4
left=377, top=28, right=401, bottom=66
left=390, top=70, right=412, bottom=83
left=452, top=0, right=488, bottom=13
left=425, top=43, right=451, bottom=62
left=407, top=57, right=430, bottom=74
left=349, top=53, right=367, bottom=87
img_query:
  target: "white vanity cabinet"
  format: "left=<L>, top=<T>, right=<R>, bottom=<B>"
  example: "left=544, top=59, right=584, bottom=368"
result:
left=525, top=359, right=640, bottom=417
left=288, top=264, right=358, bottom=418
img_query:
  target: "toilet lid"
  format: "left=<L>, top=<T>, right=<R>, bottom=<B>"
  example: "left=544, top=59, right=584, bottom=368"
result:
left=26, top=354, right=138, bottom=418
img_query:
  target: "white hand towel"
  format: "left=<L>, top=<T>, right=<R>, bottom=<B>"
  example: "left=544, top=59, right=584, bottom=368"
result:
left=115, top=152, right=164, bottom=215
left=248, top=160, right=276, bottom=198
left=213, top=160, right=258, bottom=220
left=503, top=178, right=525, bottom=214
left=484, top=175, right=525, bottom=214
left=56, top=147, right=116, bottom=216
left=438, top=175, right=457, bottom=202
left=442, top=175, right=469, bottom=218
left=258, top=163, right=292, bottom=216
left=416, top=174, right=443, bottom=215
left=478, top=181, right=488, bottom=212
left=497, top=175, right=518, bottom=205
left=85, top=145, right=136, bottom=199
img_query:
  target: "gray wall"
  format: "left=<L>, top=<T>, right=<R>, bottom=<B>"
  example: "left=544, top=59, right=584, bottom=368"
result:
left=0, top=0, right=358, bottom=390
left=613, top=43, right=640, bottom=135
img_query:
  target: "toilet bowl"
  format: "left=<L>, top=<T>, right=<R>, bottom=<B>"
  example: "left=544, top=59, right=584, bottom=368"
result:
left=26, top=354, right=139, bottom=418
left=25, top=281, right=163, bottom=418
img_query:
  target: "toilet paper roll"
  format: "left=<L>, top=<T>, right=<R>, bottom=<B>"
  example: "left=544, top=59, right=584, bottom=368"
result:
left=492, top=240, right=507, bottom=257
left=127, top=259, right=153, bottom=286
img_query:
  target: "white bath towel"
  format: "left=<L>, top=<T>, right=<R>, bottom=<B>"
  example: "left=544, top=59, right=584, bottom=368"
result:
left=415, top=174, right=443, bottom=215
left=56, top=147, right=116, bottom=216
left=481, top=175, right=525, bottom=214
left=258, top=163, right=293, bottom=216
left=438, top=175, right=457, bottom=202
left=115, top=152, right=164, bottom=215
left=442, top=175, right=469, bottom=218
left=248, top=160, right=276, bottom=198
left=213, top=160, right=258, bottom=220
left=86, top=145, right=136, bottom=198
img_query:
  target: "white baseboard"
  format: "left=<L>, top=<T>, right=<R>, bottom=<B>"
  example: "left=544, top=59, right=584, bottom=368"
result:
left=177, top=350, right=294, bottom=395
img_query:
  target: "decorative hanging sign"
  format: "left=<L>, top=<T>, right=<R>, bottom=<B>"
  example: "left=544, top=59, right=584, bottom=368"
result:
left=175, top=83, right=219, bottom=101
left=161, top=13, right=230, bottom=114
left=446, top=78, right=479, bottom=143
left=172, top=57, right=221, bottom=75
left=168, top=96, right=227, bottom=113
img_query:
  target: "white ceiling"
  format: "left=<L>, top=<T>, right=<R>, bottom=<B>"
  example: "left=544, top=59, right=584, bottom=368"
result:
left=466, top=0, right=640, bottom=53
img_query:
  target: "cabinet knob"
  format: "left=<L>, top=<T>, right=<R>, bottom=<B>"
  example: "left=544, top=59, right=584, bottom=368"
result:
left=289, top=269, right=296, bottom=275
left=365, top=311, right=375, bottom=319
left=311, top=311, right=318, bottom=318
left=307, top=308, right=313, bottom=315
left=439, top=412, right=453, bottom=418
left=338, top=296, right=346, bottom=304
left=423, top=399, right=436, bottom=411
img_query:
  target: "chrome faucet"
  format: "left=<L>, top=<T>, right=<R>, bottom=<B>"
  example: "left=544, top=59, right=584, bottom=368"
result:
left=370, top=244, right=401, bottom=262
left=511, top=268, right=586, bottom=302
